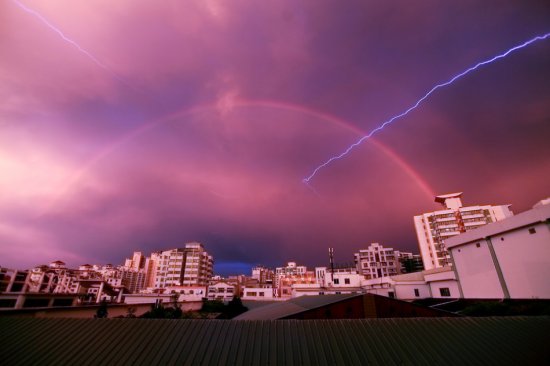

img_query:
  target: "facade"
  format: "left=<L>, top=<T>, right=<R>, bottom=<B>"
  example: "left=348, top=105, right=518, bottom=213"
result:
left=207, top=281, right=236, bottom=301
left=144, top=252, right=160, bottom=288
left=274, top=261, right=312, bottom=297
left=275, top=262, right=307, bottom=287
left=242, top=287, right=275, bottom=301
left=153, top=243, right=214, bottom=288
left=120, top=269, right=146, bottom=293
left=446, top=199, right=550, bottom=299
left=123, top=251, right=145, bottom=272
left=398, top=253, right=424, bottom=274
left=251, top=266, right=274, bottom=286
left=414, top=192, right=513, bottom=270
left=278, top=272, right=317, bottom=298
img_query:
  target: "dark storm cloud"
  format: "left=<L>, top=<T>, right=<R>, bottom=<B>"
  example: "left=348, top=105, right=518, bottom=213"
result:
left=1, top=0, right=548, bottom=272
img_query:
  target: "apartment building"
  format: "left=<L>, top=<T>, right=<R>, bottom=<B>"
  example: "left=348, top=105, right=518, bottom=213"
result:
left=251, top=265, right=274, bottom=286
left=414, top=192, right=512, bottom=270
left=207, top=281, right=236, bottom=302
left=153, top=243, right=213, bottom=288
left=354, top=243, right=407, bottom=279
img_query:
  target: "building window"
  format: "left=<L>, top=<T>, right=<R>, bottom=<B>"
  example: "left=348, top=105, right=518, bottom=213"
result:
left=388, top=292, right=395, bottom=299
left=344, top=278, right=350, bottom=285
left=439, top=288, right=451, bottom=297
left=528, top=228, right=536, bottom=234
left=414, top=289, right=420, bottom=297
left=476, top=243, right=480, bottom=248
left=333, top=279, right=340, bottom=285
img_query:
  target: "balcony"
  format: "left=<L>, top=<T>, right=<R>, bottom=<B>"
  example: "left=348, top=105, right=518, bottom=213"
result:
left=464, top=221, right=486, bottom=227
left=461, top=213, right=485, bottom=220
left=440, top=231, right=460, bottom=237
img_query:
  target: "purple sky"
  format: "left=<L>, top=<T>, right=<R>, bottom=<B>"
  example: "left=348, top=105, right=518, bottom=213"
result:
left=1, top=0, right=549, bottom=275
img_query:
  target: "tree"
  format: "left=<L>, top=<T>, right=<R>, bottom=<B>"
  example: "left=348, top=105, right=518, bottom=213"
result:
left=223, top=297, right=248, bottom=319
left=125, top=306, right=137, bottom=318
left=95, top=300, right=108, bottom=318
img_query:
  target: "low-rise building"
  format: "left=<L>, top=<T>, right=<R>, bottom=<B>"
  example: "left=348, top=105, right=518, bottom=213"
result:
left=207, top=282, right=236, bottom=302
left=242, top=287, right=275, bottom=301
left=361, top=266, right=459, bottom=300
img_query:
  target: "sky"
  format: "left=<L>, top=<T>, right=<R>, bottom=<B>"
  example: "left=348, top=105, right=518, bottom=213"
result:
left=1, top=0, right=549, bottom=275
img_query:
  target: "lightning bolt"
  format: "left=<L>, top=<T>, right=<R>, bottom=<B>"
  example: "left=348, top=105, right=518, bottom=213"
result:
left=303, top=32, right=550, bottom=184
left=11, top=0, right=114, bottom=75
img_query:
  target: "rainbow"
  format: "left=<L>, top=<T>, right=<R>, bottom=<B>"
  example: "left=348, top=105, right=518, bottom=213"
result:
left=40, top=99, right=435, bottom=214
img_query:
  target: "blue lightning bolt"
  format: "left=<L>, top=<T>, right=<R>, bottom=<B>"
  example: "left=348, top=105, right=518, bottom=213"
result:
left=303, top=32, right=550, bottom=184
left=11, top=0, right=113, bottom=74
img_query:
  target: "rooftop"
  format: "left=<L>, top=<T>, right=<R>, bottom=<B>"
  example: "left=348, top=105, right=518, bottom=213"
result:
left=434, top=192, right=463, bottom=203
left=0, top=317, right=547, bottom=365
left=235, top=294, right=360, bottom=320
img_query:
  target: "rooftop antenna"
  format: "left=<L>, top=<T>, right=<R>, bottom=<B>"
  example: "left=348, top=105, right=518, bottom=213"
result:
left=329, top=247, right=335, bottom=282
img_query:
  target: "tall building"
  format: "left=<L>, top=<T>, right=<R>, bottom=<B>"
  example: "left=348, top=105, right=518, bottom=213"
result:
left=414, top=192, right=513, bottom=270
left=123, top=252, right=145, bottom=272
left=144, top=252, right=160, bottom=289
left=153, top=242, right=214, bottom=288
left=251, top=265, right=274, bottom=285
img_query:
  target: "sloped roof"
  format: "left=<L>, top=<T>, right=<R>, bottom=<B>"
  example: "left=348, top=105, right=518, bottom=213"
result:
left=0, top=317, right=547, bottom=365
left=390, top=271, right=425, bottom=282
left=235, top=294, right=361, bottom=320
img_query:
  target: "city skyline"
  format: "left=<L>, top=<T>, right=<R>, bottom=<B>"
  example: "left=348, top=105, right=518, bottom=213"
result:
left=1, top=1, right=549, bottom=274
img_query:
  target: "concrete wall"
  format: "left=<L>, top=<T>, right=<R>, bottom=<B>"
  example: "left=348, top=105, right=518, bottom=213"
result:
left=429, top=279, right=460, bottom=299
left=424, top=271, right=460, bottom=298
left=491, top=222, right=550, bottom=299
left=242, top=288, right=274, bottom=301
left=451, top=240, right=505, bottom=299
left=393, top=282, right=431, bottom=300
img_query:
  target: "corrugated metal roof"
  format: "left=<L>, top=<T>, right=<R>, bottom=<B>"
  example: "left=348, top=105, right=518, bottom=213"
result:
left=236, top=294, right=361, bottom=320
left=0, top=317, right=547, bottom=365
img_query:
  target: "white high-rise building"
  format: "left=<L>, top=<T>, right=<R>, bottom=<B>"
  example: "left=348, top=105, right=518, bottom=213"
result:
left=414, top=192, right=513, bottom=270
left=153, top=243, right=214, bottom=288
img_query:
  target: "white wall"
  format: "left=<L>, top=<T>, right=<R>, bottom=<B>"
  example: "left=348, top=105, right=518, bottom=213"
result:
left=450, top=241, right=505, bottom=299
left=393, top=282, right=431, bottom=300
left=491, top=222, right=550, bottom=298
left=414, top=215, right=436, bottom=270
left=242, top=287, right=274, bottom=301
